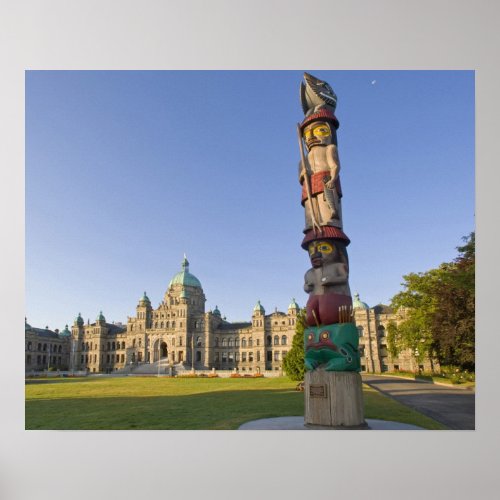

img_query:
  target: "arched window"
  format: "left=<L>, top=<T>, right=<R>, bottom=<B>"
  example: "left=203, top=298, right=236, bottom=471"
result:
left=160, top=321, right=164, bottom=328
left=256, top=339, right=260, bottom=346
left=235, top=338, right=240, bottom=347
left=281, top=335, right=287, bottom=345
left=112, top=342, right=116, bottom=350
left=357, top=326, right=364, bottom=338
left=38, top=343, right=42, bottom=351
left=228, top=338, right=234, bottom=347
left=257, top=351, right=260, bottom=361
left=248, top=337, right=253, bottom=347
left=215, top=337, right=219, bottom=347
left=222, top=338, right=228, bottom=347
left=196, top=351, right=201, bottom=362
left=166, top=321, right=170, bottom=328
left=172, top=321, right=176, bottom=328
left=85, top=342, right=89, bottom=351
left=139, top=339, right=142, bottom=347
left=196, top=336, right=202, bottom=347
left=378, top=325, right=386, bottom=337
left=274, top=335, right=279, bottom=346
left=107, top=342, right=110, bottom=350
left=58, top=345, right=62, bottom=353
left=155, top=321, right=158, bottom=328
left=133, top=339, right=136, bottom=347
left=242, top=338, right=247, bottom=348
left=266, top=336, right=272, bottom=346
left=122, top=341, right=125, bottom=349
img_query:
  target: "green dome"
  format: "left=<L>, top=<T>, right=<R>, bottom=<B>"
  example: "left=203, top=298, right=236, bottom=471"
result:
left=253, top=300, right=265, bottom=314
left=25, top=318, right=32, bottom=331
left=74, top=313, right=84, bottom=327
left=139, top=291, right=151, bottom=305
left=168, top=256, right=202, bottom=289
left=213, top=305, right=221, bottom=316
left=288, top=298, right=300, bottom=311
left=353, top=293, right=369, bottom=310
left=59, top=324, right=71, bottom=337
left=96, top=310, right=106, bottom=322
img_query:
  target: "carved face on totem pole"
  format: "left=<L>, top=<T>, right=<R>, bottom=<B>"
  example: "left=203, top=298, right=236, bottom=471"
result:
left=302, top=121, right=333, bottom=150
left=308, top=240, right=337, bottom=268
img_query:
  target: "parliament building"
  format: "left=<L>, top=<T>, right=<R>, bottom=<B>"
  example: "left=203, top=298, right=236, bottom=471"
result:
left=25, top=257, right=436, bottom=375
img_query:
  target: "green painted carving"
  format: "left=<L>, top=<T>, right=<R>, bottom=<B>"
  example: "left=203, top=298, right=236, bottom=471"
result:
left=304, top=323, right=360, bottom=372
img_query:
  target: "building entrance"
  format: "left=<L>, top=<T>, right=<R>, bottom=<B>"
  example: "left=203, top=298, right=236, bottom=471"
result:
left=160, top=342, right=168, bottom=358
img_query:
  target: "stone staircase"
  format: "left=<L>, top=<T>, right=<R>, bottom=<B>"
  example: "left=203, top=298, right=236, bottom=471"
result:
left=128, top=359, right=191, bottom=376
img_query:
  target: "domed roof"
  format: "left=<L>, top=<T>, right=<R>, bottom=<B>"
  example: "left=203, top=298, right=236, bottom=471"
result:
left=168, top=255, right=202, bottom=289
left=74, top=312, right=84, bottom=326
left=139, top=291, right=151, bottom=305
left=213, top=305, right=221, bottom=316
left=288, top=298, right=300, bottom=311
left=59, top=324, right=71, bottom=337
left=253, top=300, right=265, bottom=314
left=353, top=293, right=369, bottom=310
left=25, top=317, right=32, bottom=331
left=96, top=310, right=106, bottom=322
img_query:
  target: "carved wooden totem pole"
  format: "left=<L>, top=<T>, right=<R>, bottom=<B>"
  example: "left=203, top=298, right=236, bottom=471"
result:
left=298, top=73, right=366, bottom=428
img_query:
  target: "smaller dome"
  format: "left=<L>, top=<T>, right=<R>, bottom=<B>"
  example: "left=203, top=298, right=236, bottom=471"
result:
left=96, top=310, right=106, bottom=322
left=253, top=300, right=265, bottom=314
left=168, top=255, right=202, bottom=289
left=59, top=324, right=71, bottom=337
left=139, top=291, right=151, bottom=305
left=353, top=293, right=369, bottom=310
left=25, top=317, right=32, bottom=331
left=213, top=305, right=221, bottom=317
left=74, top=313, right=84, bottom=327
left=288, top=298, right=300, bottom=311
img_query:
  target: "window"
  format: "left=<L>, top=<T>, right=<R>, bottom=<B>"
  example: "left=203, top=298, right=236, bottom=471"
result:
left=282, top=351, right=287, bottom=359
left=107, top=342, right=110, bottom=350
left=222, top=352, right=227, bottom=363
left=121, top=354, right=125, bottom=363
left=267, top=336, right=272, bottom=346
left=228, top=352, right=234, bottom=363
left=214, top=337, right=219, bottom=347
left=281, top=335, right=287, bottom=345
left=249, top=352, right=253, bottom=362
left=122, top=341, right=125, bottom=349
left=248, top=338, right=253, bottom=347
left=274, top=336, right=279, bottom=346
left=256, top=339, right=260, bottom=346
left=222, top=338, right=228, bottom=347
left=215, top=352, right=220, bottom=362
left=196, top=336, right=202, bottom=347
left=26, top=354, right=32, bottom=364
left=196, top=351, right=201, bottom=362
left=242, top=352, right=247, bottom=362
left=378, top=325, right=386, bottom=337
left=241, top=338, right=247, bottom=348
left=267, top=351, right=272, bottom=362
left=116, top=354, right=119, bottom=362
left=43, top=343, right=47, bottom=351
left=235, top=338, right=240, bottom=347
left=27, top=342, right=32, bottom=351
left=357, top=327, right=364, bottom=337
left=133, top=339, right=136, bottom=347
left=228, top=338, right=234, bottom=347
left=274, top=351, right=280, bottom=361
left=38, top=343, right=42, bottom=351
left=112, top=342, right=116, bottom=350
left=235, top=352, right=240, bottom=361
left=257, top=351, right=260, bottom=361
left=107, top=354, right=110, bottom=362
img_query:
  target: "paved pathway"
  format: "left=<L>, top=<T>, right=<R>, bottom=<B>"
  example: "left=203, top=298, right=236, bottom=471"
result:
left=362, top=374, right=475, bottom=430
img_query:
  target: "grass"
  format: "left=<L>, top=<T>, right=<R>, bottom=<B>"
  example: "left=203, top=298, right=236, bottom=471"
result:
left=25, top=376, right=446, bottom=430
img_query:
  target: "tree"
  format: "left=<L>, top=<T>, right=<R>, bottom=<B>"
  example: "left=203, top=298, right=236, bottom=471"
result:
left=388, top=233, right=475, bottom=370
left=282, top=308, right=307, bottom=381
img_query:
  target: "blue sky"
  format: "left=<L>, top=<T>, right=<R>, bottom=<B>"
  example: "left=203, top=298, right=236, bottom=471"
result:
left=25, top=70, right=475, bottom=330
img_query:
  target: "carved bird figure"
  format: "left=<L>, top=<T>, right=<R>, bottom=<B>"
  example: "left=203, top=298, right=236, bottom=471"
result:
left=300, top=72, right=337, bottom=116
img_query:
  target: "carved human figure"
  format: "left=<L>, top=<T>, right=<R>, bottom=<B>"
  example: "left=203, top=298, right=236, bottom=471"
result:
left=304, top=239, right=352, bottom=326
left=299, top=120, right=343, bottom=232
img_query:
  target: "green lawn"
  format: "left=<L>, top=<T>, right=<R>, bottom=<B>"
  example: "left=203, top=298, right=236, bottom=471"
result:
left=25, top=376, right=446, bottom=430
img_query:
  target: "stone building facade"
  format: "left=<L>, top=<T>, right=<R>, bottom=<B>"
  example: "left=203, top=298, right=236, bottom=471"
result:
left=25, top=258, right=437, bottom=375
left=68, top=257, right=299, bottom=374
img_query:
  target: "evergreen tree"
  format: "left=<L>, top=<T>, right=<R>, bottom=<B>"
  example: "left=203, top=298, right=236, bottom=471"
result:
left=283, top=308, right=307, bottom=381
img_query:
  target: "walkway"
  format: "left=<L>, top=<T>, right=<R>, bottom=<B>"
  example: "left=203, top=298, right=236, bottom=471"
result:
left=362, top=374, right=475, bottom=430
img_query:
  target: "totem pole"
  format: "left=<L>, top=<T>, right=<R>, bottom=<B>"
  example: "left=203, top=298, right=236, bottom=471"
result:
left=298, top=73, right=365, bottom=428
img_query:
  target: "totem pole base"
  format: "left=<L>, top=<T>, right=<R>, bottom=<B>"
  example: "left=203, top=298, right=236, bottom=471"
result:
left=304, top=368, right=367, bottom=429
